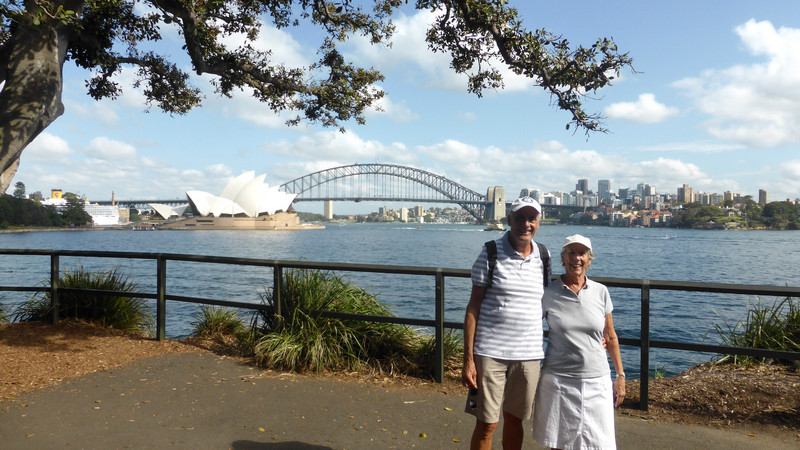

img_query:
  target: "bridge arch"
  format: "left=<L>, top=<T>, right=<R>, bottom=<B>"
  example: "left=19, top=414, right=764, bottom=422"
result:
left=279, top=163, right=487, bottom=220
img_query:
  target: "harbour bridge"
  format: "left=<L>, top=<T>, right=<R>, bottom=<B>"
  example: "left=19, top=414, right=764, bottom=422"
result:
left=279, top=163, right=488, bottom=220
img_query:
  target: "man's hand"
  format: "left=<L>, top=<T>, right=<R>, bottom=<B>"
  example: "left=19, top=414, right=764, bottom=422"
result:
left=462, top=359, right=478, bottom=389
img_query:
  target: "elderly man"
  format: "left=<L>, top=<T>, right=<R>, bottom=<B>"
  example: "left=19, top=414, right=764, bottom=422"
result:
left=462, top=196, right=551, bottom=450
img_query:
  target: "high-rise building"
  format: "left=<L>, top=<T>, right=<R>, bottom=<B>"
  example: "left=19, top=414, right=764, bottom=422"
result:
left=576, top=179, right=589, bottom=195
left=324, top=200, right=333, bottom=220
left=759, top=189, right=770, bottom=205
left=598, top=179, right=611, bottom=195
left=677, top=184, right=693, bottom=204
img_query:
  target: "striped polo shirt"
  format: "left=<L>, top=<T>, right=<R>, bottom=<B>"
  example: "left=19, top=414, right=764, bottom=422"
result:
left=471, top=232, right=546, bottom=360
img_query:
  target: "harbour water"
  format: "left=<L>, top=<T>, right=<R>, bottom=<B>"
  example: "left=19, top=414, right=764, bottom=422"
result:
left=2, top=223, right=799, bottom=378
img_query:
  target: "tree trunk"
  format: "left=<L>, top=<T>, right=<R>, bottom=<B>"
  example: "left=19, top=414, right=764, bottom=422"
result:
left=0, top=15, right=72, bottom=194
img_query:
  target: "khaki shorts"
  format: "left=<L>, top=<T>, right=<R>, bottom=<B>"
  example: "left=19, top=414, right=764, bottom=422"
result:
left=465, top=355, right=541, bottom=423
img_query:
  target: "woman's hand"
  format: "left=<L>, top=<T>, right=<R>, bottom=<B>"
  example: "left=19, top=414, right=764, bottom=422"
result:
left=613, top=376, right=626, bottom=407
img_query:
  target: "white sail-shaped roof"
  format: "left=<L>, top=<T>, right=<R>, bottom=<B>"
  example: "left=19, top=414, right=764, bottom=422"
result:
left=233, top=173, right=267, bottom=217
left=186, top=190, right=215, bottom=216
left=150, top=203, right=189, bottom=219
left=220, top=171, right=255, bottom=201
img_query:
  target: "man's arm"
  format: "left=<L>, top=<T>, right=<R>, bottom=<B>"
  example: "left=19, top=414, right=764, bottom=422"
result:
left=462, top=285, right=486, bottom=389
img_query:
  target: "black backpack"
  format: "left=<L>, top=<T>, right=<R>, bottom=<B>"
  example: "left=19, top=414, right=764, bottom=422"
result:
left=484, top=239, right=551, bottom=288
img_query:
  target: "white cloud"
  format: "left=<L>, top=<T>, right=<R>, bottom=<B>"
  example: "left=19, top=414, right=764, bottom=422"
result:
left=84, top=137, right=137, bottom=160
left=636, top=140, right=745, bottom=153
left=221, top=24, right=310, bottom=69
left=605, top=93, right=679, bottom=123
left=673, top=19, right=800, bottom=147
left=367, top=93, right=419, bottom=122
left=64, top=98, right=120, bottom=126
left=420, top=140, right=482, bottom=164
left=25, top=133, right=73, bottom=162
left=261, top=130, right=408, bottom=162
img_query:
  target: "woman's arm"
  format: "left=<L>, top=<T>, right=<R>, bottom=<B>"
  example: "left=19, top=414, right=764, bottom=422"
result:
left=603, top=313, right=626, bottom=407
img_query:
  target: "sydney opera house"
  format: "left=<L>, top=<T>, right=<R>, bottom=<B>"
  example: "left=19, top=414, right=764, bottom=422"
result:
left=157, top=171, right=320, bottom=230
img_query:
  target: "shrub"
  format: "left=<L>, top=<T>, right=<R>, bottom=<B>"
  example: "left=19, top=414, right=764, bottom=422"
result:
left=0, top=296, right=6, bottom=324
left=716, top=296, right=800, bottom=367
left=252, top=268, right=456, bottom=378
left=13, top=266, right=152, bottom=333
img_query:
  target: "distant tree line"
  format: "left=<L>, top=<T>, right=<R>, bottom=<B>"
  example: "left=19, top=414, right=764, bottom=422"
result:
left=0, top=182, right=91, bottom=228
left=672, top=200, right=800, bottom=230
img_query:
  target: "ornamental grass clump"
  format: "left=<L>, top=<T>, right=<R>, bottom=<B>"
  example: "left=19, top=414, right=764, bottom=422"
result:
left=253, top=268, right=446, bottom=377
left=716, top=296, right=800, bottom=367
left=13, top=266, right=152, bottom=334
left=190, top=305, right=255, bottom=356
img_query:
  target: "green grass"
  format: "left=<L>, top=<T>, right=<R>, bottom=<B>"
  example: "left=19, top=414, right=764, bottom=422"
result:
left=13, top=266, right=153, bottom=334
left=251, top=268, right=461, bottom=378
left=716, top=296, right=800, bottom=367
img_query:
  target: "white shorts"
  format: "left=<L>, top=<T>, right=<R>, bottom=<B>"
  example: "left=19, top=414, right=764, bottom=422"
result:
left=464, top=355, right=540, bottom=423
left=532, top=372, right=616, bottom=450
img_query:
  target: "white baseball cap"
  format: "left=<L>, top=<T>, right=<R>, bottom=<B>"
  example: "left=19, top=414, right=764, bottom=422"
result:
left=562, top=234, right=592, bottom=251
left=510, top=196, right=542, bottom=215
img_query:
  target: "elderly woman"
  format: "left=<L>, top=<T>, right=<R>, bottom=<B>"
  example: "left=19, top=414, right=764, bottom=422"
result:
left=533, top=234, right=625, bottom=450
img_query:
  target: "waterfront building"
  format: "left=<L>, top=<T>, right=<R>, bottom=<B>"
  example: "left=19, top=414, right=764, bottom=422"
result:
left=324, top=200, right=333, bottom=220
left=159, top=171, right=318, bottom=230
left=186, top=171, right=295, bottom=218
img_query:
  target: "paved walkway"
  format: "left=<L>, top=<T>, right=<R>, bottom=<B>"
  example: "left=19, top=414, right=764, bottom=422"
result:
left=1, top=352, right=797, bottom=449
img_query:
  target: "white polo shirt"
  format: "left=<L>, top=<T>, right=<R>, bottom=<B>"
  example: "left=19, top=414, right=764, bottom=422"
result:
left=471, top=233, right=546, bottom=360
left=541, top=277, right=613, bottom=378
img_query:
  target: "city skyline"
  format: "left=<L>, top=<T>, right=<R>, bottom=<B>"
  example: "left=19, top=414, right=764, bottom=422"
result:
left=7, top=1, right=800, bottom=215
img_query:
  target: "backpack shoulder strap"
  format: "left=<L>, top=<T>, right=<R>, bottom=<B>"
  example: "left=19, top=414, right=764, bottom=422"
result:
left=484, top=240, right=497, bottom=288
left=537, top=242, right=551, bottom=287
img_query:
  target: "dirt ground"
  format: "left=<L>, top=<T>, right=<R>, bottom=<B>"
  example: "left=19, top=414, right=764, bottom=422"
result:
left=1, top=320, right=798, bottom=437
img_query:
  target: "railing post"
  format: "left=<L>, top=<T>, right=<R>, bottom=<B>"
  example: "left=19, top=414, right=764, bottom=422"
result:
left=434, top=270, right=445, bottom=383
left=50, top=254, right=60, bottom=324
left=640, top=280, right=650, bottom=411
left=273, top=264, right=283, bottom=323
left=156, top=255, right=166, bottom=341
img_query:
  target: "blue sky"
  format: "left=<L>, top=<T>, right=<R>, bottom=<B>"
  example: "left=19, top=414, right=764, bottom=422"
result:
left=10, top=1, right=800, bottom=214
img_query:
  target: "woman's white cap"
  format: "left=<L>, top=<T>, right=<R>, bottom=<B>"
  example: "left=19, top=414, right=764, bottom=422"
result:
left=562, top=234, right=592, bottom=250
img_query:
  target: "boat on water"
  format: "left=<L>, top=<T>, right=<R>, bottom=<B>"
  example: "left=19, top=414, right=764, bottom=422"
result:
left=484, top=222, right=505, bottom=231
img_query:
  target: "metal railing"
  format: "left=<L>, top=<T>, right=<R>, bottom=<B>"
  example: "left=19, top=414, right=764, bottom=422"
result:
left=2, top=248, right=800, bottom=411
